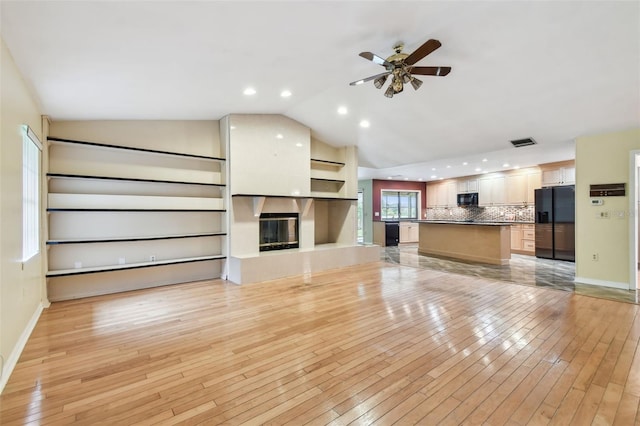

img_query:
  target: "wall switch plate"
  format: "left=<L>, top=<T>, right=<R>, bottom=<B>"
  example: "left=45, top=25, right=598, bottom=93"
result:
left=118, top=257, right=126, bottom=265
left=74, top=261, right=82, bottom=269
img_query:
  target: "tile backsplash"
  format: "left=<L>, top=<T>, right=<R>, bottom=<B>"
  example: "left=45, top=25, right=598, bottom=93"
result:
left=425, top=205, right=534, bottom=222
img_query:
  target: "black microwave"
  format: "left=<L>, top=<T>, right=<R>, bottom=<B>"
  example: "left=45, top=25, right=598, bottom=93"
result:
left=457, top=192, right=478, bottom=206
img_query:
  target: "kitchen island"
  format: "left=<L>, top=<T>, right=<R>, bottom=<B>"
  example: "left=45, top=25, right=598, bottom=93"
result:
left=416, top=221, right=512, bottom=265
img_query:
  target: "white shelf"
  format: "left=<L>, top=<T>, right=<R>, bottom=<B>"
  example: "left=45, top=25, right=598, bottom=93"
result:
left=47, top=232, right=226, bottom=245
left=48, top=193, right=224, bottom=211
left=47, top=255, right=225, bottom=277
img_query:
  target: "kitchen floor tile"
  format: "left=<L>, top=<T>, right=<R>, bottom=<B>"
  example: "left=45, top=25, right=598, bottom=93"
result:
left=382, top=244, right=638, bottom=304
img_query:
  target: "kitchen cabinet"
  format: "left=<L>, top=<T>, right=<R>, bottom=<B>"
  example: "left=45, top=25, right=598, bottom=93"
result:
left=457, top=178, right=478, bottom=194
left=511, top=223, right=535, bottom=255
left=479, top=176, right=506, bottom=206
left=506, top=171, right=541, bottom=205
left=427, top=181, right=457, bottom=207
left=542, top=166, right=575, bottom=186
left=400, top=221, right=419, bottom=243
left=511, top=225, right=522, bottom=250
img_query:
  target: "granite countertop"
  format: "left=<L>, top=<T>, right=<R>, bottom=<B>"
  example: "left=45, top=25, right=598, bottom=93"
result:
left=416, top=220, right=534, bottom=226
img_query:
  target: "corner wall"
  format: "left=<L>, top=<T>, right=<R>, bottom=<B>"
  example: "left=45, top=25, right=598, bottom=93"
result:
left=0, top=38, right=46, bottom=392
left=575, top=128, right=640, bottom=289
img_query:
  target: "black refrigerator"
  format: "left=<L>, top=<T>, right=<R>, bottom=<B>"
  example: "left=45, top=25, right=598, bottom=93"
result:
left=535, top=186, right=575, bottom=261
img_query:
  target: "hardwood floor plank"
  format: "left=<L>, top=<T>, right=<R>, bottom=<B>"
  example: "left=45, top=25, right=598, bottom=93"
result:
left=1, top=261, right=639, bottom=425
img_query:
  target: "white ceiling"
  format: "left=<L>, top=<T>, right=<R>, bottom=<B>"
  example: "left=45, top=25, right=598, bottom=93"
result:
left=2, top=1, right=639, bottom=181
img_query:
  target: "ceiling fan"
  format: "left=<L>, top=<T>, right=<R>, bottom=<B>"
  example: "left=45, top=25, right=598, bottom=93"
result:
left=350, top=39, right=451, bottom=98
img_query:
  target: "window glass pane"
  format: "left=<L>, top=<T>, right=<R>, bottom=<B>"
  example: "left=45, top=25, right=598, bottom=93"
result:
left=381, top=190, right=418, bottom=220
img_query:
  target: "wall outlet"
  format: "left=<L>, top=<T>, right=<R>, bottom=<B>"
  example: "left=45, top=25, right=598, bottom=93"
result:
left=118, top=257, right=126, bottom=265
left=149, top=255, right=156, bottom=262
left=592, top=253, right=599, bottom=261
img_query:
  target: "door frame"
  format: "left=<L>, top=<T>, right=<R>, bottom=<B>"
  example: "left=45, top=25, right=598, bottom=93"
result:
left=629, top=150, right=640, bottom=290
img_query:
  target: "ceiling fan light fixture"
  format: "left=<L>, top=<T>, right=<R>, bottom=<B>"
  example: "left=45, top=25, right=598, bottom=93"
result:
left=373, top=75, right=388, bottom=89
left=410, top=77, right=423, bottom=90
left=393, top=78, right=403, bottom=93
left=384, top=85, right=394, bottom=98
left=402, top=73, right=411, bottom=84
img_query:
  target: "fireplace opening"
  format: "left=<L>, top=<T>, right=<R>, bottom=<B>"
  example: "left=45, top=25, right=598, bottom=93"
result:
left=259, top=213, right=299, bottom=252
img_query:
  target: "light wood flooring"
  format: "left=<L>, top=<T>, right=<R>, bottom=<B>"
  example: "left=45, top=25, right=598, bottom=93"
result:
left=2, top=261, right=640, bottom=425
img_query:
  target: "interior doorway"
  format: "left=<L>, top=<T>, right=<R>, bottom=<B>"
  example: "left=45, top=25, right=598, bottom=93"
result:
left=357, top=190, right=364, bottom=244
left=630, top=151, right=640, bottom=290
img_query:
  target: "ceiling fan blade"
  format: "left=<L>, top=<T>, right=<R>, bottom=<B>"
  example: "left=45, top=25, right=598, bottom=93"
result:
left=404, top=39, right=442, bottom=66
left=349, top=71, right=391, bottom=86
left=359, top=52, right=394, bottom=68
left=409, top=66, right=451, bottom=76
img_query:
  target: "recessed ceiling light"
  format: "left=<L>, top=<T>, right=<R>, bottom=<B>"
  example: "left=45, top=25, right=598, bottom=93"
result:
left=404, top=177, right=409, bottom=181
left=482, top=171, right=489, bottom=174
left=295, top=142, right=303, bottom=147
left=276, top=133, right=283, bottom=139
left=446, top=165, right=451, bottom=169
left=418, top=178, right=423, bottom=181
left=387, top=176, right=393, bottom=180
left=431, top=168, right=436, bottom=171
left=439, top=177, right=444, bottom=180
left=463, top=162, right=468, bottom=166
left=243, top=87, right=256, bottom=95
left=337, top=106, right=348, bottom=115
left=430, top=175, right=437, bottom=179
left=359, top=120, right=370, bottom=128
left=475, top=168, right=481, bottom=172
left=503, top=163, right=510, bottom=167
left=514, top=165, right=520, bottom=169
left=482, top=158, right=488, bottom=162
left=280, top=90, right=292, bottom=98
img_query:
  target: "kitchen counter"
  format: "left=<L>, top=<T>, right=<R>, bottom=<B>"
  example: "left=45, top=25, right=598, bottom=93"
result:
left=417, top=220, right=534, bottom=225
left=417, top=221, right=511, bottom=265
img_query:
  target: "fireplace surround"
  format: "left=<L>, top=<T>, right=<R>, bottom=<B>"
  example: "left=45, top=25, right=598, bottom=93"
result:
left=259, top=213, right=299, bottom=252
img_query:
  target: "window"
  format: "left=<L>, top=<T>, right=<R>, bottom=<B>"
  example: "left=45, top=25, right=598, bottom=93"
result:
left=381, top=190, right=418, bottom=220
left=22, top=125, right=42, bottom=262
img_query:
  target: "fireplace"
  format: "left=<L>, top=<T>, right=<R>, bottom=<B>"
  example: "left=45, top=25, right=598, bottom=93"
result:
left=259, top=213, right=299, bottom=252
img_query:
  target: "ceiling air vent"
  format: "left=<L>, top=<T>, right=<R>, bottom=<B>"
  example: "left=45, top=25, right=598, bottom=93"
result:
left=510, top=137, right=537, bottom=148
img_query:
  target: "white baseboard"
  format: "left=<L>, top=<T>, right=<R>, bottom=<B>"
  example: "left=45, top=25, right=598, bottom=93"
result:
left=0, top=302, right=44, bottom=394
left=574, top=276, right=631, bottom=290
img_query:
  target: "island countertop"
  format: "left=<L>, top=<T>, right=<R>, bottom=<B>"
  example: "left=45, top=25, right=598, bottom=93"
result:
left=417, top=221, right=511, bottom=265
left=414, top=220, right=518, bottom=226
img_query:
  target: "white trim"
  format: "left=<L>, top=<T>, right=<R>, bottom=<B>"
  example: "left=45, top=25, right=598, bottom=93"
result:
left=0, top=302, right=43, bottom=394
left=22, top=125, right=43, bottom=151
left=629, top=150, right=640, bottom=290
left=575, top=276, right=630, bottom=290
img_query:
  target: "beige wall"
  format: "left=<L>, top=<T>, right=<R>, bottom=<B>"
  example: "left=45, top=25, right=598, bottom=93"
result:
left=0, top=38, right=45, bottom=392
left=575, top=128, right=640, bottom=288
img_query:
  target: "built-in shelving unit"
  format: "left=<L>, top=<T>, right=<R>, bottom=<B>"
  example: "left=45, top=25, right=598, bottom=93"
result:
left=46, top=130, right=227, bottom=300
left=46, top=255, right=226, bottom=277
left=310, top=157, right=348, bottom=198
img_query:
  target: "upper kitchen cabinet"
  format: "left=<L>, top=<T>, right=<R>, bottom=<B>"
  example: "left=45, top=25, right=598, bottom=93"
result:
left=427, top=180, right=457, bottom=207
left=506, top=170, right=541, bottom=205
left=478, top=175, right=506, bottom=206
left=457, top=178, right=478, bottom=194
left=540, top=161, right=575, bottom=187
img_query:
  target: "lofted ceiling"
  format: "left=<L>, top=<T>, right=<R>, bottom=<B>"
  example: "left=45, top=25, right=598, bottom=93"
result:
left=1, top=1, right=638, bottom=181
